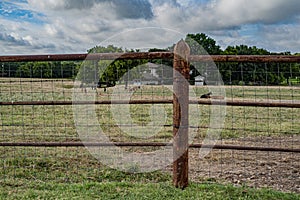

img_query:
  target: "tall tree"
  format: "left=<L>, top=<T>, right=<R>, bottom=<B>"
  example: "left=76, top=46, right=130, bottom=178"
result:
left=220, top=45, right=289, bottom=85
left=184, top=33, right=222, bottom=85
left=79, top=45, right=147, bottom=84
left=185, top=33, right=221, bottom=55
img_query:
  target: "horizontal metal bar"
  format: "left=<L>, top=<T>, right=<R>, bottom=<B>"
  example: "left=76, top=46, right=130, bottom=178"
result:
left=0, top=79, right=72, bottom=83
left=191, top=99, right=300, bottom=108
left=194, top=144, right=300, bottom=153
left=0, top=142, right=299, bottom=153
left=0, top=53, right=299, bottom=63
left=1, top=99, right=300, bottom=108
left=0, top=123, right=291, bottom=135
left=190, top=55, right=300, bottom=63
left=0, top=54, right=88, bottom=62
left=0, top=100, right=173, bottom=106
left=0, top=52, right=174, bottom=62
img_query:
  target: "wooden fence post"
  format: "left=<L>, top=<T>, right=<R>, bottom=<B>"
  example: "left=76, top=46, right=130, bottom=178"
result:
left=173, top=39, right=190, bottom=189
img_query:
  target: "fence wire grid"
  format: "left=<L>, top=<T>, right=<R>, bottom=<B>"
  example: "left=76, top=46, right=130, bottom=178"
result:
left=0, top=55, right=299, bottom=193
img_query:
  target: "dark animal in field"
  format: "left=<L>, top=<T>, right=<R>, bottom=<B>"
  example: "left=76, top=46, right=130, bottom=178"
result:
left=200, top=92, right=212, bottom=98
left=97, top=81, right=115, bottom=88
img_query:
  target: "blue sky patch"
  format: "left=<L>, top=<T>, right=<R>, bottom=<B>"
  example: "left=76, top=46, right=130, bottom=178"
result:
left=0, top=1, right=45, bottom=24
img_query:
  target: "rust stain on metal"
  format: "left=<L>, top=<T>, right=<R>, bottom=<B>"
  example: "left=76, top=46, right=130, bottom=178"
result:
left=0, top=53, right=299, bottom=63
left=190, top=55, right=300, bottom=63
left=0, top=52, right=174, bottom=62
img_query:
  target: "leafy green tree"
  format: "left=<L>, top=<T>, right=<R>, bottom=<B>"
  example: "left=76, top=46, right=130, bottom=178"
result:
left=185, top=33, right=222, bottom=55
left=16, top=62, right=31, bottom=78
left=184, top=33, right=222, bottom=85
left=16, top=62, right=52, bottom=78
left=77, top=45, right=122, bottom=84
left=16, top=61, right=78, bottom=79
left=220, top=45, right=288, bottom=85
left=78, top=45, right=148, bottom=85
left=1, top=62, right=23, bottom=77
left=223, top=45, right=269, bottom=55
left=58, top=61, right=80, bottom=78
left=88, top=44, right=124, bottom=54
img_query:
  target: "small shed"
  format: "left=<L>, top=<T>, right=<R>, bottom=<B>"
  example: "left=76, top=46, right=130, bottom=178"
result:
left=194, top=75, right=205, bottom=86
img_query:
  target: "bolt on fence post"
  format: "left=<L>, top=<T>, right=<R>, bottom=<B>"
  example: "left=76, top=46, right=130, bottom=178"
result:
left=173, top=39, right=190, bottom=189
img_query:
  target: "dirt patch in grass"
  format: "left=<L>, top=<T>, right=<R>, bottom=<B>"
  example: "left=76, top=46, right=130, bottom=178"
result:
left=187, top=135, right=300, bottom=193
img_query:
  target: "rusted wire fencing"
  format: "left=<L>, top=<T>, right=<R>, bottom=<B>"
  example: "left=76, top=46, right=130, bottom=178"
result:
left=0, top=43, right=299, bottom=192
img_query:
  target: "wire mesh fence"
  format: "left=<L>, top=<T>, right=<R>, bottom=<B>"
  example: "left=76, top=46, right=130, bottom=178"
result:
left=189, top=61, right=300, bottom=193
left=0, top=53, right=299, bottom=192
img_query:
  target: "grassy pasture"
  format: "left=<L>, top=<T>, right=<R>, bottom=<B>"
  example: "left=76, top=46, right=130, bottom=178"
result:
left=1, top=78, right=299, bottom=143
left=0, top=78, right=299, bottom=198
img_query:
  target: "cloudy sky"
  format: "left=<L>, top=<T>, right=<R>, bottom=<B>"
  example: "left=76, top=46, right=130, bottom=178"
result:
left=0, top=0, right=300, bottom=55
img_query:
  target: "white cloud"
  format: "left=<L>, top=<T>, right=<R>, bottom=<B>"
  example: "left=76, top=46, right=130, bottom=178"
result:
left=259, top=23, right=300, bottom=52
left=152, top=0, right=300, bottom=31
left=0, top=0, right=299, bottom=54
left=213, top=0, right=300, bottom=25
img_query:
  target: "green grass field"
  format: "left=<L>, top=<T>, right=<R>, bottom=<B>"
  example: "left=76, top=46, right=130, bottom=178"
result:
left=0, top=78, right=299, bottom=199
left=1, top=180, right=299, bottom=199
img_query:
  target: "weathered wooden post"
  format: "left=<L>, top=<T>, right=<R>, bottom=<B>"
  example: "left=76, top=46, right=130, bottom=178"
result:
left=173, top=39, right=190, bottom=189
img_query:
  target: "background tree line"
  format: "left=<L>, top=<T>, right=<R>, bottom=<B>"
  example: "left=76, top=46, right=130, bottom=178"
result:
left=2, top=33, right=299, bottom=85
left=1, top=61, right=80, bottom=79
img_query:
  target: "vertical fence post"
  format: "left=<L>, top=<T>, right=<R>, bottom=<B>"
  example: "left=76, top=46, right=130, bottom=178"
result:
left=173, top=39, right=190, bottom=189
